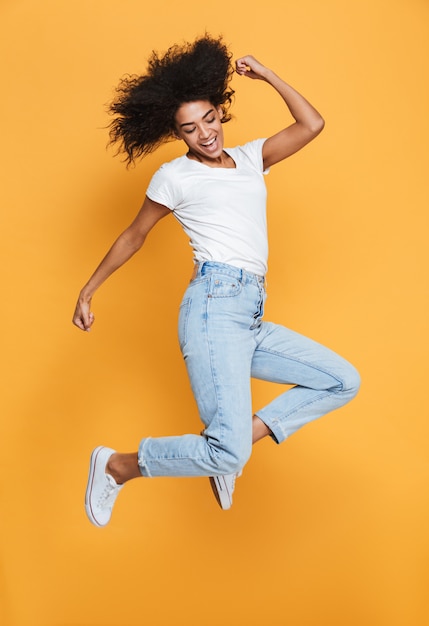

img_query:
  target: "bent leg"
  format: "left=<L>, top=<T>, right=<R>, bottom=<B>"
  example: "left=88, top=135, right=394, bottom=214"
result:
left=252, top=322, right=360, bottom=444
left=138, top=269, right=260, bottom=477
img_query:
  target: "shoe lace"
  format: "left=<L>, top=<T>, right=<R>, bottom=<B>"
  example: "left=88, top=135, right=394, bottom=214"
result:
left=98, top=475, right=121, bottom=510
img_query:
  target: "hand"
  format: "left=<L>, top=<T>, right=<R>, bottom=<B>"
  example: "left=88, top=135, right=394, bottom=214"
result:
left=235, top=55, right=268, bottom=80
left=72, top=296, right=95, bottom=332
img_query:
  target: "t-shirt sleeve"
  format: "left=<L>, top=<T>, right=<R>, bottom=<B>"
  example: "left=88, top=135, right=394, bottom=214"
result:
left=240, top=138, right=270, bottom=175
left=146, top=163, right=179, bottom=210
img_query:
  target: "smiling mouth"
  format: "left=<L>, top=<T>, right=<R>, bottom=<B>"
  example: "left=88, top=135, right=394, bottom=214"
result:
left=201, top=137, right=217, bottom=147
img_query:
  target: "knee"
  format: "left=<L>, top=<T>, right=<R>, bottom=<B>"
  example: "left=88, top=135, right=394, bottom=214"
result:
left=341, top=362, right=361, bottom=399
left=212, top=441, right=252, bottom=475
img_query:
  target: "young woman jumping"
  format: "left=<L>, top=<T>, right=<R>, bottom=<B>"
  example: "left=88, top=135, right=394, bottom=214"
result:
left=73, top=35, right=360, bottom=527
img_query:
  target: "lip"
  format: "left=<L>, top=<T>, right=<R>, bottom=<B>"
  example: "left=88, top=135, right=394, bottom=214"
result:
left=200, top=136, right=217, bottom=150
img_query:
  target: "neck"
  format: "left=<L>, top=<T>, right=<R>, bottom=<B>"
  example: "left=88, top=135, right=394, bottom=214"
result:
left=187, top=150, right=235, bottom=168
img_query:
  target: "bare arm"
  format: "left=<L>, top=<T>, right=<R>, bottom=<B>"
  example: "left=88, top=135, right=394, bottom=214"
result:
left=235, top=55, right=325, bottom=169
left=72, top=196, right=170, bottom=331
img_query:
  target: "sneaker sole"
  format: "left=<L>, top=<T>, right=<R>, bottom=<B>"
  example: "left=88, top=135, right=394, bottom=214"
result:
left=209, top=476, right=233, bottom=510
left=85, top=446, right=106, bottom=527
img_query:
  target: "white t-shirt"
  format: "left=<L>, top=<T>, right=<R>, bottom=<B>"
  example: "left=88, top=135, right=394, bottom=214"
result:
left=146, top=138, right=269, bottom=275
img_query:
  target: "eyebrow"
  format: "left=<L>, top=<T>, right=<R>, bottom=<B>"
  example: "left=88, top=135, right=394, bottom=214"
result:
left=179, top=108, right=215, bottom=128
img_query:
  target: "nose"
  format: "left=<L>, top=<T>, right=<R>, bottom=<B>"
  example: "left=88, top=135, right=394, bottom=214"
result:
left=198, top=124, right=210, bottom=139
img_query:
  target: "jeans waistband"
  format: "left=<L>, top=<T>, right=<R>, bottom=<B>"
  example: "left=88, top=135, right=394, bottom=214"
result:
left=191, top=261, right=265, bottom=287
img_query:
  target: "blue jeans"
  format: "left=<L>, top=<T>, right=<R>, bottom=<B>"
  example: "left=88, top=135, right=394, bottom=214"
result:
left=138, top=262, right=360, bottom=477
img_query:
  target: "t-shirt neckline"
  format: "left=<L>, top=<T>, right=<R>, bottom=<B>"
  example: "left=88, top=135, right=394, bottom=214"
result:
left=185, top=148, right=237, bottom=170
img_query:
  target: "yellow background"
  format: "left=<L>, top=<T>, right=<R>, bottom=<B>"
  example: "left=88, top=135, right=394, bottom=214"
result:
left=1, top=0, right=428, bottom=625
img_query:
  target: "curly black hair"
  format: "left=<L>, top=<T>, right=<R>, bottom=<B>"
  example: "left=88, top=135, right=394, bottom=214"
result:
left=107, top=35, right=235, bottom=167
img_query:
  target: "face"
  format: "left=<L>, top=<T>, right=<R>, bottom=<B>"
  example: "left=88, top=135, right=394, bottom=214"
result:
left=174, top=100, right=225, bottom=163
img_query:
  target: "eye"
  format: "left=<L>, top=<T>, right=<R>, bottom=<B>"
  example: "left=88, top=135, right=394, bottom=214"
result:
left=207, top=117, right=215, bottom=123
left=184, top=127, right=196, bottom=134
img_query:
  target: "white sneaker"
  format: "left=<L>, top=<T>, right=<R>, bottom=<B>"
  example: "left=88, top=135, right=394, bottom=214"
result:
left=85, top=446, right=124, bottom=527
left=209, top=471, right=242, bottom=510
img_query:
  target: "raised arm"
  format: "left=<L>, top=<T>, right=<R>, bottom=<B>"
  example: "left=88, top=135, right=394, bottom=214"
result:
left=72, top=197, right=170, bottom=332
left=235, top=55, right=325, bottom=169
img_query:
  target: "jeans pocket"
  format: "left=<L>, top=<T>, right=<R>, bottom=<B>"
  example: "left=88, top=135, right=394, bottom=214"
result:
left=208, top=275, right=242, bottom=298
left=178, top=297, right=191, bottom=351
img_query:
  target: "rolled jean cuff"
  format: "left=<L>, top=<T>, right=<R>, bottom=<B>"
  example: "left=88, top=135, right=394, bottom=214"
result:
left=254, top=412, right=285, bottom=445
left=138, top=437, right=153, bottom=477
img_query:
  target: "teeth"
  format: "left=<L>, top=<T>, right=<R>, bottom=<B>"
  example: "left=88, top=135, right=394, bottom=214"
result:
left=202, top=137, right=216, bottom=147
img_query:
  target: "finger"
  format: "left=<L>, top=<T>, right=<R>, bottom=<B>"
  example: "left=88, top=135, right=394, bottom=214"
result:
left=84, top=312, right=95, bottom=332
left=235, top=58, right=249, bottom=73
left=72, top=316, right=86, bottom=331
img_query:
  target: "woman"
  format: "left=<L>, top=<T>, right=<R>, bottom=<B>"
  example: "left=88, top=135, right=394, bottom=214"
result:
left=73, top=35, right=360, bottom=527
